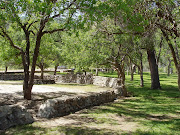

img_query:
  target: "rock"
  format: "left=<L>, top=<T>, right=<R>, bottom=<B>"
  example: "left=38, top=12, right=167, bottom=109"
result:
left=0, top=105, right=34, bottom=130
left=34, top=79, right=55, bottom=84
left=37, top=90, right=117, bottom=118
left=93, top=76, right=118, bottom=88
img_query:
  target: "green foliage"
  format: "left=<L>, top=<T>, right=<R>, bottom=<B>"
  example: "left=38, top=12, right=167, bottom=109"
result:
left=0, top=37, right=22, bottom=68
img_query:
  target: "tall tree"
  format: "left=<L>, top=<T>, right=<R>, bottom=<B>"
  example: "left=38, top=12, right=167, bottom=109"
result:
left=155, top=1, right=180, bottom=90
left=0, top=0, right=98, bottom=99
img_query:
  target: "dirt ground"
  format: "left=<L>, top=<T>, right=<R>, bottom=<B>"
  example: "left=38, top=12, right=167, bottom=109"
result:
left=0, top=81, right=138, bottom=134
left=0, top=81, right=112, bottom=120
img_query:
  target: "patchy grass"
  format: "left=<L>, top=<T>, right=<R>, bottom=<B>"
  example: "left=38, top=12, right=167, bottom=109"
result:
left=1, top=72, right=180, bottom=135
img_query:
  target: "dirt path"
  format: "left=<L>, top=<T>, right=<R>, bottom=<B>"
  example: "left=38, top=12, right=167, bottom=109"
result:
left=0, top=82, right=139, bottom=134
left=0, top=82, right=111, bottom=119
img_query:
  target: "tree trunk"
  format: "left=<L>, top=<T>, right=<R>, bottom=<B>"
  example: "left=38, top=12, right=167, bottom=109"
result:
left=23, top=64, right=30, bottom=99
left=116, top=68, right=127, bottom=97
left=54, top=64, right=58, bottom=75
left=40, top=66, right=44, bottom=80
left=22, top=32, right=31, bottom=100
left=147, top=49, right=161, bottom=89
left=139, top=53, right=144, bottom=87
left=167, top=58, right=171, bottom=76
left=5, top=66, right=7, bottom=73
left=178, top=69, right=180, bottom=90
left=161, top=30, right=180, bottom=90
left=113, top=59, right=128, bottom=97
left=26, top=32, right=43, bottom=100
left=139, top=67, right=144, bottom=87
left=95, top=68, right=98, bottom=76
left=130, top=64, right=135, bottom=81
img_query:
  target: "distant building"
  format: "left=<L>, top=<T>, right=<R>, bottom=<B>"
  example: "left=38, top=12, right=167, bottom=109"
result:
left=58, top=66, right=67, bottom=69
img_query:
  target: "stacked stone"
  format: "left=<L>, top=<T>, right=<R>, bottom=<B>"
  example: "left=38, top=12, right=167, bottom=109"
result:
left=0, top=74, right=24, bottom=80
left=33, top=79, right=55, bottom=84
left=38, top=90, right=117, bottom=118
left=0, top=105, right=34, bottom=130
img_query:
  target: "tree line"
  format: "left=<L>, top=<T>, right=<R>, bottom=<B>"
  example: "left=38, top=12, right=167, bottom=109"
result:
left=0, top=0, right=179, bottom=100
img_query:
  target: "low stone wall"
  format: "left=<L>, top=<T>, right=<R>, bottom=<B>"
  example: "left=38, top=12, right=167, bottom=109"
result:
left=55, top=74, right=77, bottom=83
left=34, top=79, right=55, bottom=84
left=38, top=90, right=117, bottom=118
left=55, top=74, right=118, bottom=88
left=0, top=73, right=119, bottom=89
left=0, top=105, right=34, bottom=130
left=93, top=76, right=118, bottom=88
left=0, top=74, right=24, bottom=80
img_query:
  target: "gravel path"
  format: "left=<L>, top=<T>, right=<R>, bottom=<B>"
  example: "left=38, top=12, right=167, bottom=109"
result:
left=0, top=84, right=87, bottom=94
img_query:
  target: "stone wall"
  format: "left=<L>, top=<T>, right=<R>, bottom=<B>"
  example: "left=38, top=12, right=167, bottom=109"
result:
left=38, top=90, right=117, bottom=118
left=0, top=73, right=119, bottom=89
left=55, top=74, right=77, bottom=83
left=55, top=74, right=94, bottom=84
left=55, top=74, right=118, bottom=88
left=0, top=73, right=43, bottom=81
left=34, top=79, right=55, bottom=84
left=0, top=105, right=34, bottom=130
left=0, top=74, right=24, bottom=80
left=93, top=76, right=118, bottom=88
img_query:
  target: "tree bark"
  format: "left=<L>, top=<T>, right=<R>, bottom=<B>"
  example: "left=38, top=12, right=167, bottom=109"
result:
left=95, top=68, right=98, bottom=76
left=139, top=66, right=144, bottom=87
left=22, top=32, right=30, bottom=100
left=40, top=66, right=44, bottom=80
left=54, top=64, right=58, bottom=75
left=5, top=66, right=7, bottom=73
left=113, top=59, right=127, bottom=97
left=130, top=65, right=133, bottom=81
left=139, top=53, right=144, bottom=87
left=26, top=32, right=43, bottom=100
left=161, top=30, right=180, bottom=90
left=130, top=64, right=135, bottom=81
left=167, top=58, right=171, bottom=76
left=147, top=49, right=161, bottom=89
left=178, top=69, right=180, bottom=90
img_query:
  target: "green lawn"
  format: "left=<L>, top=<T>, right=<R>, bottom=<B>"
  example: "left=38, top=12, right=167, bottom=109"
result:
left=2, top=72, right=180, bottom=135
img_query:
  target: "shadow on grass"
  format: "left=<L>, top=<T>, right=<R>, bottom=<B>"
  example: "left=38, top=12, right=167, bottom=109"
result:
left=2, top=125, right=119, bottom=135
left=127, top=84, right=179, bottom=98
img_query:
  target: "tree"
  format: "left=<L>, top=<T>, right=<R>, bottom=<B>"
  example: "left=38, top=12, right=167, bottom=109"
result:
left=127, top=37, right=145, bottom=87
left=155, top=1, right=180, bottom=90
left=0, top=0, right=98, bottom=99
left=142, top=34, right=161, bottom=89
left=137, top=0, right=180, bottom=90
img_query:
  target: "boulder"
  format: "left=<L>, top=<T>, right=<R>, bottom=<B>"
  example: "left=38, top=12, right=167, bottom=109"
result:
left=0, top=105, right=34, bottom=130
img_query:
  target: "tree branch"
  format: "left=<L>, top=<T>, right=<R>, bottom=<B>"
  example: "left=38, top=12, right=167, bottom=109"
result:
left=156, top=23, right=179, bottom=37
left=0, top=27, right=23, bottom=52
left=42, top=28, right=65, bottom=34
left=29, top=30, right=35, bottom=36
left=51, top=0, right=77, bottom=19
left=27, top=21, right=38, bottom=30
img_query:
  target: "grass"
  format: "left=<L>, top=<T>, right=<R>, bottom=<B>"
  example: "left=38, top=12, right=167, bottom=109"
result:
left=1, top=72, right=180, bottom=135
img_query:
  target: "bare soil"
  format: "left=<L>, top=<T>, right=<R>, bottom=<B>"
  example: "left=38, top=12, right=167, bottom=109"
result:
left=0, top=81, right=138, bottom=134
